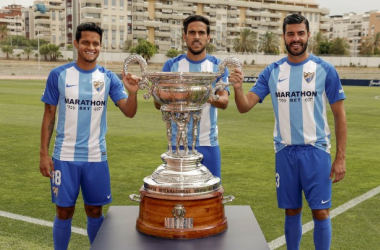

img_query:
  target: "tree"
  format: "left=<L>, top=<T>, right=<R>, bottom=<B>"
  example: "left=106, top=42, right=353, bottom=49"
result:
left=122, top=40, right=132, bottom=52
left=206, top=43, right=217, bottom=54
left=359, top=39, right=372, bottom=56
left=39, top=44, right=50, bottom=60
left=1, top=45, right=13, bottom=59
left=371, top=32, right=380, bottom=55
left=309, top=32, right=327, bottom=55
left=317, top=41, right=332, bottom=55
left=129, top=38, right=158, bottom=62
left=166, top=48, right=182, bottom=58
left=0, top=25, right=7, bottom=41
left=329, top=37, right=350, bottom=55
left=47, top=44, right=62, bottom=61
left=23, top=47, right=33, bottom=60
left=233, top=28, right=257, bottom=54
left=258, top=31, right=279, bottom=55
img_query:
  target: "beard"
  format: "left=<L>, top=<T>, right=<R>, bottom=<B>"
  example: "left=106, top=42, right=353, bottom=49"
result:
left=285, top=39, right=308, bottom=57
left=187, top=42, right=207, bottom=55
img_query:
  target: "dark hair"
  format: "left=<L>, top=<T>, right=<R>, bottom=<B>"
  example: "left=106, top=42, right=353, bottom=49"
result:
left=75, top=22, right=103, bottom=43
left=282, top=14, right=309, bottom=34
left=183, top=15, right=210, bottom=35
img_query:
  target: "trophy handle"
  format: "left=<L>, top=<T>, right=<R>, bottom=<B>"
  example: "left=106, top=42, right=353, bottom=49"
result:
left=222, top=195, right=235, bottom=204
left=212, top=57, right=243, bottom=100
left=123, top=54, right=152, bottom=100
left=129, top=194, right=141, bottom=203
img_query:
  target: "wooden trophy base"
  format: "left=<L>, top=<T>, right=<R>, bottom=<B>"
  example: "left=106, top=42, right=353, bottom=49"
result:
left=135, top=187, right=228, bottom=239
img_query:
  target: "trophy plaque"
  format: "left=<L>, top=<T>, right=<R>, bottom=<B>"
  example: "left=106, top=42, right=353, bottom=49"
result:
left=125, top=54, right=241, bottom=239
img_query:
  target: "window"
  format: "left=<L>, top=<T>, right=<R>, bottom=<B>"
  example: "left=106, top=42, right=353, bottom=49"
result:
left=120, top=30, right=124, bottom=43
left=112, top=15, right=116, bottom=23
left=104, top=15, right=108, bottom=22
left=119, top=16, right=124, bottom=23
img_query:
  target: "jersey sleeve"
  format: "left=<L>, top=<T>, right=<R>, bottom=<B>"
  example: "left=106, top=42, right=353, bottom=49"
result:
left=41, top=69, right=60, bottom=106
left=108, top=71, right=128, bottom=105
left=162, top=60, right=172, bottom=72
left=324, top=64, right=346, bottom=104
left=250, top=65, right=272, bottom=103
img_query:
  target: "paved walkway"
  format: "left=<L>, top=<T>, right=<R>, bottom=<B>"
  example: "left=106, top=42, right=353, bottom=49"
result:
left=0, top=75, right=47, bottom=80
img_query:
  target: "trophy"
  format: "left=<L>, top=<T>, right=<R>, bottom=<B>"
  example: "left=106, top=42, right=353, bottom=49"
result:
left=126, top=54, right=241, bottom=239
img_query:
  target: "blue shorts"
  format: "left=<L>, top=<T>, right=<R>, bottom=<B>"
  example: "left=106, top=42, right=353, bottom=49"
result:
left=275, top=145, right=332, bottom=210
left=172, top=145, right=221, bottom=178
left=197, top=146, right=221, bottom=178
left=51, top=158, right=112, bottom=207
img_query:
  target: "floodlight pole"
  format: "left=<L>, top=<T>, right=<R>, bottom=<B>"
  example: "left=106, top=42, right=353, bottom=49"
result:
left=37, top=28, right=40, bottom=71
left=73, top=0, right=78, bottom=61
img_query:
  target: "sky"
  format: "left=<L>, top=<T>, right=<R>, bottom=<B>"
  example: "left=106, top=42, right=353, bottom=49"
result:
left=1, top=0, right=379, bottom=16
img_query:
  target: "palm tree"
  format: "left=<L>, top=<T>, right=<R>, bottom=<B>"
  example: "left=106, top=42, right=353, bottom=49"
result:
left=371, top=32, right=380, bottom=55
left=258, top=31, right=280, bottom=55
left=233, top=28, right=257, bottom=54
left=309, top=32, right=327, bottom=55
left=23, top=47, right=33, bottom=60
left=1, top=45, right=13, bottom=59
left=359, top=39, right=372, bottom=56
left=0, top=25, right=8, bottom=41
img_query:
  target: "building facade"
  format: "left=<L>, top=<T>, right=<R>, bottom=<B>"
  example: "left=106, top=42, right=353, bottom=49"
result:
left=328, top=11, right=380, bottom=56
left=26, top=0, right=66, bottom=45
left=0, top=4, right=23, bottom=43
left=6, top=0, right=380, bottom=57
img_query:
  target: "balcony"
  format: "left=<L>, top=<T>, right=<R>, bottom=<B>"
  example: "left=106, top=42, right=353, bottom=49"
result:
left=144, top=20, right=161, bottom=27
left=81, top=16, right=102, bottom=23
left=81, top=7, right=102, bottom=14
left=155, top=30, right=171, bottom=37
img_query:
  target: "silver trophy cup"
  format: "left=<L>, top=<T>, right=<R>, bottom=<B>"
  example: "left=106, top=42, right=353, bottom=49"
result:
left=125, top=54, right=241, bottom=239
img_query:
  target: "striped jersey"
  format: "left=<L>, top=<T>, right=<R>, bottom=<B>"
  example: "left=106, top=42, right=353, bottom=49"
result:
left=41, top=62, right=128, bottom=162
left=162, top=54, right=229, bottom=147
left=251, top=54, right=346, bottom=153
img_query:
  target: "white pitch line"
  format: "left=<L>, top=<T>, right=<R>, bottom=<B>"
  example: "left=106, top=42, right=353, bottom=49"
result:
left=0, top=210, right=87, bottom=236
left=1, top=186, right=380, bottom=245
left=268, top=185, right=380, bottom=249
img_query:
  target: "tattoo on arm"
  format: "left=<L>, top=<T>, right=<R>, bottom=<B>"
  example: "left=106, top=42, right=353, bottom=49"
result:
left=45, top=104, right=56, bottom=148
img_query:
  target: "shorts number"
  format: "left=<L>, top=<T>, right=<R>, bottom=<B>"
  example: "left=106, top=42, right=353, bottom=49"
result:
left=52, top=170, right=62, bottom=186
left=276, top=173, right=280, bottom=188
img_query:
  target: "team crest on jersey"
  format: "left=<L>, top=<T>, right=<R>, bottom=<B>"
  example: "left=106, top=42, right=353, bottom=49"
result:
left=304, top=72, right=315, bottom=83
left=93, top=81, right=104, bottom=92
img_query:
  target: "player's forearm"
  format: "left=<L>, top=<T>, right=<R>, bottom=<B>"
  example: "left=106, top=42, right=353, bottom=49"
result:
left=234, top=88, right=252, bottom=113
left=40, top=113, right=55, bottom=157
left=334, top=113, right=347, bottom=162
left=119, top=94, right=138, bottom=118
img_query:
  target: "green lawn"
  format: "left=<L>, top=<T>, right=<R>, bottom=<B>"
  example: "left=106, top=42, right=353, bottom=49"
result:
left=0, top=80, right=379, bottom=249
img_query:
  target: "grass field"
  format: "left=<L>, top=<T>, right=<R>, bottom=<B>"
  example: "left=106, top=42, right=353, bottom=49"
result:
left=0, top=79, right=379, bottom=250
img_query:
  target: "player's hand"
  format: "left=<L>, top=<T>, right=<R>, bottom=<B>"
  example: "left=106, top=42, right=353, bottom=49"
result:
left=330, top=159, right=346, bottom=183
left=40, top=154, right=54, bottom=178
left=229, top=68, right=244, bottom=89
left=122, top=72, right=140, bottom=94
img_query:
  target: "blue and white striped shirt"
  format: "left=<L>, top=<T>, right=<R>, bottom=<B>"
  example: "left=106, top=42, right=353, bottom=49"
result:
left=162, top=54, right=229, bottom=147
left=252, top=54, right=346, bottom=153
left=41, top=62, right=128, bottom=162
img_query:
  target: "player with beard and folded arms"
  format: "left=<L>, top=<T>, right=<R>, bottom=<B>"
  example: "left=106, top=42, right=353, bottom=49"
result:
left=39, top=22, right=139, bottom=249
left=231, top=14, right=347, bottom=250
left=154, top=15, right=243, bottom=179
